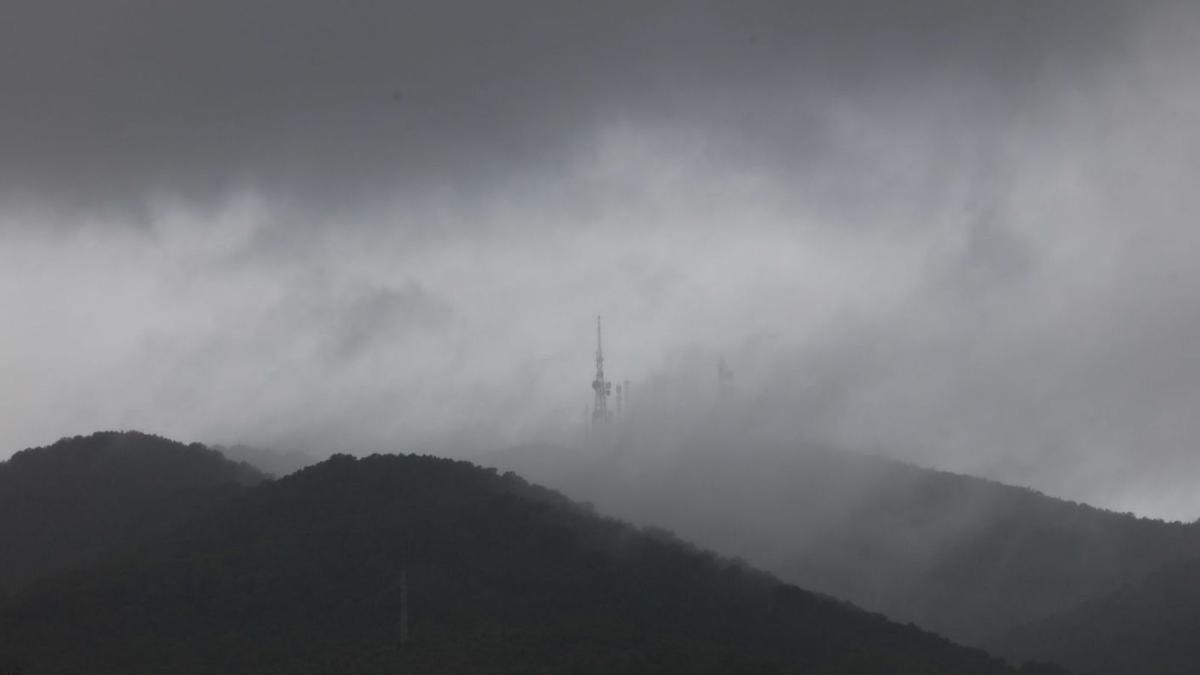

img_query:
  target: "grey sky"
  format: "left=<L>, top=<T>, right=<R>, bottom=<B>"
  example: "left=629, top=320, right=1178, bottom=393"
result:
left=2, top=1, right=1199, bottom=518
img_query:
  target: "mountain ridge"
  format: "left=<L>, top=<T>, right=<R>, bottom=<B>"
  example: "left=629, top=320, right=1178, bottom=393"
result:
left=0, top=446, right=1067, bottom=674
left=0, top=430, right=265, bottom=592
left=487, top=438, right=1200, bottom=644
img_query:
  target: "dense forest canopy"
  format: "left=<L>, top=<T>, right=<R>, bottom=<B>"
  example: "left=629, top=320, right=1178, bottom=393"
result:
left=0, top=431, right=263, bottom=592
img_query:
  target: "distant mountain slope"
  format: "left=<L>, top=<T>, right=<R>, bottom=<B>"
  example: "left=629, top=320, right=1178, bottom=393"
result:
left=0, top=452, right=1065, bottom=674
left=769, top=449, right=1200, bottom=644
left=211, top=442, right=322, bottom=478
left=991, top=555, right=1200, bottom=675
left=489, top=438, right=1200, bottom=644
left=0, top=431, right=264, bottom=592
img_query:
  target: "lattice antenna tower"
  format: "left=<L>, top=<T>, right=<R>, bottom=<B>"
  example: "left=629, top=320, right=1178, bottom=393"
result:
left=591, top=316, right=612, bottom=426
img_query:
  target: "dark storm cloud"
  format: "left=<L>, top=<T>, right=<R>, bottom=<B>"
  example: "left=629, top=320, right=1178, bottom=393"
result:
left=3, top=0, right=1200, bottom=520
left=1, top=0, right=1132, bottom=219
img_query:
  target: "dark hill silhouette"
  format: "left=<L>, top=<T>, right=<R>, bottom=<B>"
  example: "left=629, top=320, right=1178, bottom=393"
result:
left=489, top=438, right=1200, bottom=645
left=0, top=451, right=1066, bottom=674
left=991, top=554, right=1200, bottom=675
left=0, top=431, right=264, bottom=592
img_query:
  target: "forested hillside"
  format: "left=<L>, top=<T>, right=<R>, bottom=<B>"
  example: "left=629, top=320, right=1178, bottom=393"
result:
left=0, top=451, right=1066, bottom=675
left=491, top=439, right=1200, bottom=644
left=0, top=431, right=264, bottom=592
left=992, top=554, right=1200, bottom=675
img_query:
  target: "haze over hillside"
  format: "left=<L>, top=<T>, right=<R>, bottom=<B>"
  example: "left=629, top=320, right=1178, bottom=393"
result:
left=0, top=442, right=1068, bottom=674
left=212, top=443, right=323, bottom=478
left=6, top=431, right=1197, bottom=673
left=489, top=430, right=1200, bottom=646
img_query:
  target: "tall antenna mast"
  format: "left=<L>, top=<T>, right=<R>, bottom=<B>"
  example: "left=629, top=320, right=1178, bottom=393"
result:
left=591, top=316, right=611, bottom=427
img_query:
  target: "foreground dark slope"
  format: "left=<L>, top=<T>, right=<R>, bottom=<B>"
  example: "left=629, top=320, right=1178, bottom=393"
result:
left=0, top=453, right=1063, bottom=675
left=491, top=438, right=1200, bottom=644
left=991, top=555, right=1200, bottom=675
left=0, top=431, right=264, bottom=592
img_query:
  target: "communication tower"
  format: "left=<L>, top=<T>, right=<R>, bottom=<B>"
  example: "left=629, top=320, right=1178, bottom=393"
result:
left=591, top=316, right=612, bottom=426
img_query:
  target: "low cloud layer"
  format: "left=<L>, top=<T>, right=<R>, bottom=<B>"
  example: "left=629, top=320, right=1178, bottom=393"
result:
left=2, top=1, right=1199, bottom=518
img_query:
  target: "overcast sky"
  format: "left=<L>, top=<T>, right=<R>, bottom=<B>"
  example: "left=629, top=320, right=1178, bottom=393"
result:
left=2, top=1, right=1199, bottom=519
